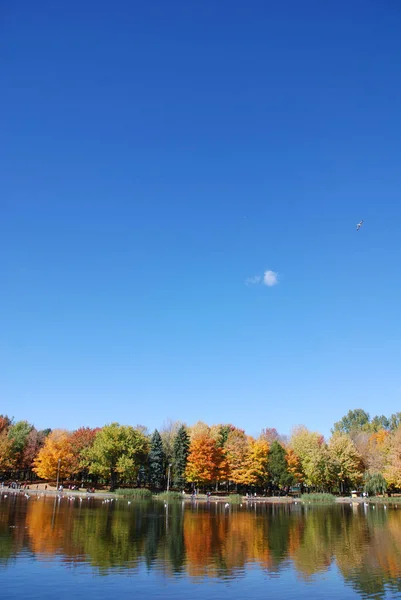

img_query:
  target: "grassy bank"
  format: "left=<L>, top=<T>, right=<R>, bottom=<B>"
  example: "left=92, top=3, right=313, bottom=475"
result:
left=367, top=496, right=401, bottom=505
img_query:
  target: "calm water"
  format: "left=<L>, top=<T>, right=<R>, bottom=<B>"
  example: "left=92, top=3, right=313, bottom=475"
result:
left=1, top=493, right=401, bottom=599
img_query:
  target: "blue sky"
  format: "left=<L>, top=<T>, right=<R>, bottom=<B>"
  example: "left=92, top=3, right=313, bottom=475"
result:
left=1, top=1, right=400, bottom=438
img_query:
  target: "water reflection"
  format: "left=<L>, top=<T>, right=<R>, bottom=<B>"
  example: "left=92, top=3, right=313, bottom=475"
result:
left=1, top=494, right=401, bottom=598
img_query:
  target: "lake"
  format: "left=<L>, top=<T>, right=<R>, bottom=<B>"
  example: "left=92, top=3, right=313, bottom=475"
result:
left=1, top=493, right=401, bottom=599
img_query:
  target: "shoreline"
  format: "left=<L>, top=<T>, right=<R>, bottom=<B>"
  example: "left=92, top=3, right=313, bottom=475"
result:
left=0, top=487, right=371, bottom=504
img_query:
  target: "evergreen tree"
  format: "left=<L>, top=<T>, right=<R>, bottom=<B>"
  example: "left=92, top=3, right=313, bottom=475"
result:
left=148, top=429, right=165, bottom=489
left=172, top=425, right=190, bottom=489
left=267, top=441, right=293, bottom=491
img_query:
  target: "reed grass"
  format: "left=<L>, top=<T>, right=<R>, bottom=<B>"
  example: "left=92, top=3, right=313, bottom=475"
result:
left=301, top=493, right=336, bottom=504
left=115, top=488, right=152, bottom=500
left=227, top=494, right=242, bottom=504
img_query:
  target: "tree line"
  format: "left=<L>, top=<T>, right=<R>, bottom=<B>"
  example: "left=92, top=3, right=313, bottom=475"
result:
left=0, top=408, right=400, bottom=494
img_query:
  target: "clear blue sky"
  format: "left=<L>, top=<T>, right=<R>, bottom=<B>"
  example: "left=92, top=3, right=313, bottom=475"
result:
left=1, top=1, right=400, bottom=439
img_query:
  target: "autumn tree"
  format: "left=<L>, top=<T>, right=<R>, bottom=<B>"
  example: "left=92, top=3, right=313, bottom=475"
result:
left=0, top=415, right=12, bottom=435
left=21, top=428, right=48, bottom=473
left=244, top=437, right=269, bottom=488
left=33, top=430, right=74, bottom=480
left=327, top=432, right=363, bottom=493
left=224, top=428, right=249, bottom=486
left=365, top=430, right=389, bottom=474
left=148, top=429, right=165, bottom=489
left=384, top=426, right=401, bottom=489
left=172, top=425, right=190, bottom=489
left=69, top=427, right=99, bottom=478
left=185, top=429, right=222, bottom=488
left=286, top=448, right=303, bottom=485
left=290, top=427, right=329, bottom=490
left=0, top=430, right=14, bottom=472
left=85, top=423, right=149, bottom=490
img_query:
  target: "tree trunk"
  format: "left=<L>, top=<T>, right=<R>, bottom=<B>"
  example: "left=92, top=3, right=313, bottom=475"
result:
left=110, top=469, right=118, bottom=491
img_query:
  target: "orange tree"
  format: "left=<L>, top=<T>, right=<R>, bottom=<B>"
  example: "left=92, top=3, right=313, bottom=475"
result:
left=185, top=429, right=222, bottom=489
left=33, top=430, right=74, bottom=481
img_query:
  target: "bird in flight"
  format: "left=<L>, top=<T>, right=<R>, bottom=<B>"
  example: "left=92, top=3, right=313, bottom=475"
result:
left=356, top=220, right=364, bottom=231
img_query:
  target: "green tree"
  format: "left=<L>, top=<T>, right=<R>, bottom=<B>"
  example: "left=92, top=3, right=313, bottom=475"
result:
left=267, top=441, right=293, bottom=491
left=85, top=423, right=149, bottom=490
left=332, top=409, right=370, bottom=434
left=389, top=412, right=401, bottom=431
left=370, top=415, right=390, bottom=432
left=364, top=472, right=387, bottom=496
left=148, top=429, right=165, bottom=489
left=213, top=424, right=236, bottom=448
left=172, top=425, right=190, bottom=489
left=8, top=421, right=33, bottom=469
left=159, top=420, right=182, bottom=466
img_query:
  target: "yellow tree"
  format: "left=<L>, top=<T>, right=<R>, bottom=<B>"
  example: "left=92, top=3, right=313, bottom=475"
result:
left=0, top=430, right=15, bottom=471
left=327, top=432, right=363, bottom=492
left=244, top=437, right=269, bottom=487
left=224, top=429, right=249, bottom=486
left=33, top=430, right=74, bottom=480
left=366, top=429, right=389, bottom=474
left=290, top=426, right=328, bottom=490
left=384, top=426, right=401, bottom=488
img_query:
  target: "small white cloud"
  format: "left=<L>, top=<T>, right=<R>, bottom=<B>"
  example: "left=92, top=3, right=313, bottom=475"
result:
left=245, top=275, right=262, bottom=285
left=263, top=270, right=278, bottom=287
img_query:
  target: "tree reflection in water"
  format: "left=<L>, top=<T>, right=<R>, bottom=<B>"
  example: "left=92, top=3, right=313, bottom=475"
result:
left=1, top=495, right=401, bottom=597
